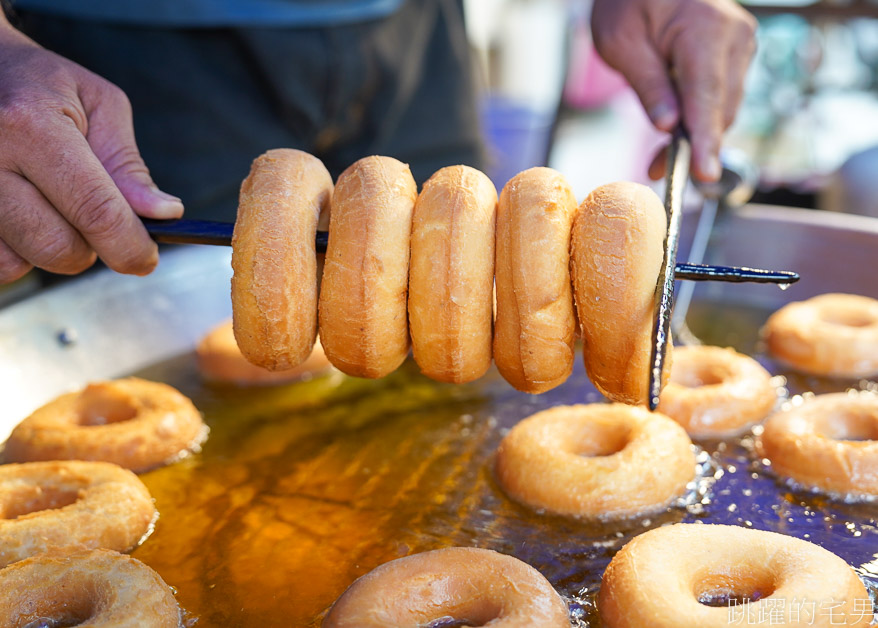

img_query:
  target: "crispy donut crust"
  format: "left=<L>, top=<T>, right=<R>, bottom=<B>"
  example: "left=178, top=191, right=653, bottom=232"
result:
left=495, top=404, right=695, bottom=518
left=494, top=167, right=578, bottom=393
left=758, top=391, right=878, bottom=497
left=318, top=155, right=418, bottom=378
left=322, top=547, right=569, bottom=627
left=3, top=377, right=206, bottom=473
left=0, top=548, right=179, bottom=627
left=571, top=181, right=670, bottom=404
left=762, top=293, right=878, bottom=378
left=232, top=149, right=333, bottom=371
left=599, top=523, right=871, bottom=628
left=658, top=345, right=778, bottom=438
left=197, top=319, right=332, bottom=385
left=408, top=165, right=497, bottom=383
left=0, top=461, right=156, bottom=568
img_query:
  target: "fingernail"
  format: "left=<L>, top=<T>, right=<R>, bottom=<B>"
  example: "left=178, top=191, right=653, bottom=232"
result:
left=649, top=102, right=678, bottom=130
left=149, top=187, right=184, bottom=218
left=702, top=155, right=722, bottom=181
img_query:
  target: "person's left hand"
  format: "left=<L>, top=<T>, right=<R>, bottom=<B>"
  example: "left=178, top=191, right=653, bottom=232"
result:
left=591, top=0, right=757, bottom=182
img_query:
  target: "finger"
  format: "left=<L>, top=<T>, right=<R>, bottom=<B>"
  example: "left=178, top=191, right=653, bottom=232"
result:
left=0, top=238, right=33, bottom=285
left=674, top=35, right=728, bottom=182
left=81, top=81, right=184, bottom=220
left=723, top=37, right=757, bottom=129
left=648, top=144, right=669, bottom=181
left=18, top=117, right=159, bottom=276
left=0, top=171, right=97, bottom=274
left=612, top=40, right=680, bottom=132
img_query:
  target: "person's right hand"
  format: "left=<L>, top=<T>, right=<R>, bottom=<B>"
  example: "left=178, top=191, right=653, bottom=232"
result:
left=0, top=20, right=183, bottom=284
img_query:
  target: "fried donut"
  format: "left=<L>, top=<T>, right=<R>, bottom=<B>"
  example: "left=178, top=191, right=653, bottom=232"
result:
left=0, top=548, right=180, bottom=627
left=0, top=461, right=156, bottom=568
left=657, top=345, right=778, bottom=438
left=758, top=391, right=878, bottom=498
left=599, top=523, right=871, bottom=628
left=408, top=165, right=497, bottom=383
left=197, top=319, right=332, bottom=385
left=571, top=181, right=670, bottom=404
left=493, top=167, right=578, bottom=393
left=3, top=377, right=206, bottom=472
left=762, top=293, right=878, bottom=378
left=319, top=155, right=418, bottom=378
left=495, top=404, right=694, bottom=518
left=323, top=547, right=569, bottom=627
left=232, top=148, right=333, bottom=371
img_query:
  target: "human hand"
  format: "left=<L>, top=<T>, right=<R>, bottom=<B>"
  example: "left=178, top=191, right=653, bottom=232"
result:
left=0, top=20, right=183, bottom=283
left=591, top=0, right=757, bottom=182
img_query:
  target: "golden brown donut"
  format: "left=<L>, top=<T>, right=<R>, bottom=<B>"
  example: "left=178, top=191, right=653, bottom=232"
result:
left=322, top=547, right=569, bottom=627
left=408, top=165, right=497, bottom=383
left=197, top=319, right=332, bottom=385
left=0, top=461, right=156, bottom=568
left=3, top=377, right=206, bottom=473
left=494, top=403, right=694, bottom=519
left=657, top=345, right=778, bottom=438
left=493, top=167, right=578, bottom=393
left=758, top=391, right=878, bottom=498
left=319, top=155, right=418, bottom=378
left=571, top=181, right=670, bottom=405
left=231, top=148, right=333, bottom=371
left=0, top=548, right=180, bottom=627
left=761, top=293, right=878, bottom=378
left=599, top=523, right=871, bottom=628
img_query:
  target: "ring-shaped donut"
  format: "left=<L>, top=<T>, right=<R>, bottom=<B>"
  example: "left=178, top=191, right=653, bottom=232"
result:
left=319, top=155, right=418, bottom=378
left=758, top=391, right=878, bottom=497
left=322, top=547, right=569, bottom=627
left=197, top=319, right=332, bottom=385
left=232, top=149, right=333, bottom=371
left=762, top=293, right=878, bottom=378
left=657, top=345, right=778, bottom=438
left=599, top=523, right=871, bottom=628
left=571, top=182, right=670, bottom=404
left=0, top=548, right=180, bottom=627
left=0, top=461, right=156, bottom=568
left=493, top=167, right=578, bottom=393
left=409, top=165, right=497, bottom=384
left=495, top=404, right=695, bottom=519
left=3, top=377, right=207, bottom=472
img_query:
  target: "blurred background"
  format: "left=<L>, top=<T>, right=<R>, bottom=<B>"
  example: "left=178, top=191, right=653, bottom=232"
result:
left=468, top=0, right=878, bottom=210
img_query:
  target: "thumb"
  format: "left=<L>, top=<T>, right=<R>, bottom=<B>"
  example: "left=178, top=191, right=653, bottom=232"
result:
left=610, top=40, right=680, bottom=132
left=82, top=83, right=184, bottom=219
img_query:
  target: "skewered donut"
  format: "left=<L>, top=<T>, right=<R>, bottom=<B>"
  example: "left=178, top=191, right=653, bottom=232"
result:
left=494, top=403, right=695, bottom=519
left=408, top=165, right=497, bottom=383
left=571, top=181, right=670, bottom=405
left=318, top=156, right=418, bottom=378
left=657, top=345, right=778, bottom=438
left=494, top=167, right=578, bottom=393
left=232, top=148, right=333, bottom=371
left=599, top=523, right=871, bottom=628
left=3, top=378, right=206, bottom=472
left=322, top=547, right=569, bottom=627
left=762, top=293, right=878, bottom=378
left=197, top=319, right=332, bottom=385
left=758, top=391, right=878, bottom=498
left=0, top=548, right=180, bottom=627
left=0, top=461, right=156, bottom=568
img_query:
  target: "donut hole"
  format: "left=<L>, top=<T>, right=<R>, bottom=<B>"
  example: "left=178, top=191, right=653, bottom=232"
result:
left=423, top=602, right=503, bottom=627
left=0, top=485, right=80, bottom=519
left=76, top=383, right=138, bottom=426
left=571, top=421, right=632, bottom=457
left=694, top=570, right=776, bottom=608
left=15, top=586, right=100, bottom=627
left=815, top=409, right=878, bottom=442
left=818, top=307, right=876, bottom=329
left=672, top=363, right=730, bottom=388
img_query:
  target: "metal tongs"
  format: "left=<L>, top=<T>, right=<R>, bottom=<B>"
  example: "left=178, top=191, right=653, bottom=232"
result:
left=646, top=129, right=798, bottom=410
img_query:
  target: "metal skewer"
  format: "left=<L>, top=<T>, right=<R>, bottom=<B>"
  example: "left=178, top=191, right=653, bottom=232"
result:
left=648, top=128, right=691, bottom=411
left=141, top=219, right=799, bottom=286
